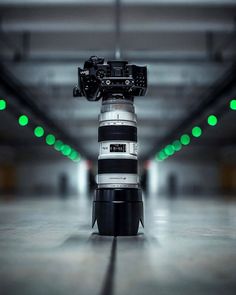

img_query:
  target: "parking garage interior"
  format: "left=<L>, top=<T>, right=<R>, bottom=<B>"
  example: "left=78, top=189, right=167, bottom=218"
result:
left=0, top=0, right=236, bottom=294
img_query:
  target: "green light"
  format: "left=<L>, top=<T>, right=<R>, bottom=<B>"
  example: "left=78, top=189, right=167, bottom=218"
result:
left=61, top=145, right=72, bottom=156
left=69, top=150, right=79, bottom=161
left=160, top=150, right=168, bottom=160
left=207, top=115, right=218, bottom=126
left=73, top=153, right=81, bottom=162
left=18, top=115, right=29, bottom=126
left=230, top=99, right=236, bottom=110
left=164, top=144, right=174, bottom=156
left=155, top=153, right=161, bottom=161
left=54, top=140, right=64, bottom=151
left=155, top=150, right=166, bottom=161
left=34, top=126, right=44, bottom=137
left=0, top=99, right=6, bottom=111
left=180, top=134, right=190, bottom=145
left=192, top=126, right=202, bottom=138
left=46, top=134, right=56, bottom=145
left=172, top=140, right=182, bottom=151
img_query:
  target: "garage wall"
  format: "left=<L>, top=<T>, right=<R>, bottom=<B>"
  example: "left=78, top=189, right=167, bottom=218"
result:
left=16, top=159, right=89, bottom=196
left=147, top=159, right=220, bottom=195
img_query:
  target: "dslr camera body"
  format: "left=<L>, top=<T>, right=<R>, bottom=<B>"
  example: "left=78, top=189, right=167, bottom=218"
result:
left=73, top=56, right=147, bottom=100
left=74, top=56, right=147, bottom=236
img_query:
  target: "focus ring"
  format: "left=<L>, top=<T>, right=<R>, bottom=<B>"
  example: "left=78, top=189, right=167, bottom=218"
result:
left=98, top=125, right=137, bottom=142
left=98, top=159, right=137, bottom=174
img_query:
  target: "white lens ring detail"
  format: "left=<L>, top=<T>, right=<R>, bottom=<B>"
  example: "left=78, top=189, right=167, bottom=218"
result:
left=99, top=142, right=138, bottom=157
left=96, top=174, right=139, bottom=185
left=99, top=111, right=137, bottom=123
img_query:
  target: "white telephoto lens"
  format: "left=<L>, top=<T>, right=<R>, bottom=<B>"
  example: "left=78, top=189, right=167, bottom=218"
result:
left=97, top=98, right=139, bottom=188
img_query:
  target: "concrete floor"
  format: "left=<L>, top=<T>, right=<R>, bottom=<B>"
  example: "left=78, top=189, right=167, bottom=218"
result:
left=0, top=195, right=236, bottom=295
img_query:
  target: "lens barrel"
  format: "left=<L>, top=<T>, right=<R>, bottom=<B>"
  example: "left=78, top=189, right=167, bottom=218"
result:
left=93, top=98, right=144, bottom=235
left=98, top=125, right=137, bottom=142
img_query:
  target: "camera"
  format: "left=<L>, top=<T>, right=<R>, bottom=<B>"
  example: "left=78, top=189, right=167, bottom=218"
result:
left=73, top=56, right=147, bottom=101
left=73, top=56, right=147, bottom=236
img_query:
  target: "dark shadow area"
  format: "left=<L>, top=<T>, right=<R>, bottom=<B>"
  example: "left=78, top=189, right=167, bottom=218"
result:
left=167, top=173, right=178, bottom=198
left=61, top=231, right=114, bottom=249
left=61, top=233, right=90, bottom=248
left=59, top=173, right=69, bottom=199
left=117, top=233, right=160, bottom=251
left=88, top=233, right=114, bottom=248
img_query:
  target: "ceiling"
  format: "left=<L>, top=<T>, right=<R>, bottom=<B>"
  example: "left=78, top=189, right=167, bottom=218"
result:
left=0, top=0, right=236, bottom=161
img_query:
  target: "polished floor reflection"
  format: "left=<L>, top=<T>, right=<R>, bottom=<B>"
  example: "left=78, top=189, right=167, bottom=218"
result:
left=0, top=195, right=236, bottom=295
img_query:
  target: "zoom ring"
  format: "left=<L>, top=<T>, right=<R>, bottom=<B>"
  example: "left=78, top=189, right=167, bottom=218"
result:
left=98, top=159, right=137, bottom=174
left=98, top=125, right=137, bottom=142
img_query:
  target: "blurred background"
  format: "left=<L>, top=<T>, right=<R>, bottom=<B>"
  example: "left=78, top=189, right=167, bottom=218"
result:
left=0, top=0, right=236, bottom=197
left=0, top=1, right=236, bottom=295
